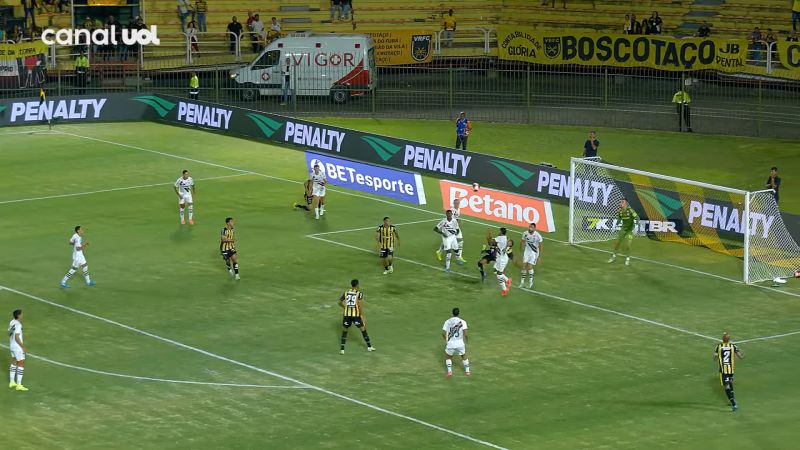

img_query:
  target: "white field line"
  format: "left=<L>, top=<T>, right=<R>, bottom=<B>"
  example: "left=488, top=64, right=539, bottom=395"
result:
left=307, top=235, right=719, bottom=342
left=0, top=129, right=62, bottom=136
left=308, top=219, right=438, bottom=236
left=0, top=285, right=507, bottom=450
left=50, top=131, right=800, bottom=301
left=0, top=344, right=307, bottom=389
left=0, top=173, right=253, bottom=205
left=737, top=330, right=800, bottom=344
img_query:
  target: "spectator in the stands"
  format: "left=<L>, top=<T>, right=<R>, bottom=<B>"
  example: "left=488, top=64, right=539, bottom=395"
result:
left=268, top=17, right=281, bottom=42
left=623, top=15, right=631, bottom=34
left=106, top=15, right=122, bottom=61
left=630, top=14, right=641, bottom=34
left=788, top=30, right=799, bottom=42
left=57, top=0, right=68, bottom=13
left=750, top=27, right=764, bottom=63
left=793, top=0, right=800, bottom=32
left=195, top=0, right=207, bottom=32
left=695, top=21, right=711, bottom=38
left=227, top=16, right=243, bottom=53
left=127, top=16, right=145, bottom=60
left=443, top=9, right=457, bottom=48
left=21, top=0, right=37, bottom=32
left=177, top=0, right=192, bottom=33
left=246, top=12, right=259, bottom=53
left=341, top=0, right=352, bottom=20
left=765, top=28, right=778, bottom=62
left=10, top=24, right=22, bottom=43
left=0, top=27, right=4, bottom=42
left=541, top=0, right=566, bottom=7
left=649, top=11, right=662, bottom=34
left=251, top=14, right=265, bottom=52
left=330, top=0, right=342, bottom=21
left=187, top=20, right=199, bottom=55
left=641, top=16, right=652, bottom=34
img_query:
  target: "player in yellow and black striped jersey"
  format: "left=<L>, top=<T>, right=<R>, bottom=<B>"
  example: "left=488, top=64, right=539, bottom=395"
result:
left=220, top=217, right=240, bottom=280
left=714, top=332, right=744, bottom=412
left=376, top=216, right=399, bottom=275
left=293, top=180, right=313, bottom=211
left=337, top=279, right=375, bottom=355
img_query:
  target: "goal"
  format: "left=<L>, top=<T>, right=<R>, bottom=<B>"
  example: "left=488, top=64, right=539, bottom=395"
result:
left=568, top=157, right=800, bottom=284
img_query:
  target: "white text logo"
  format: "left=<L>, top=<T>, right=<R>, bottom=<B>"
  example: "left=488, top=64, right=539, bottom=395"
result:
left=41, top=26, right=161, bottom=46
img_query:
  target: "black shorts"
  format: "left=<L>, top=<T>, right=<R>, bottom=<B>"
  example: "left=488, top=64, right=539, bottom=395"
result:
left=221, top=249, right=237, bottom=260
left=720, top=373, right=734, bottom=384
left=480, top=252, right=495, bottom=263
left=342, top=316, right=364, bottom=328
left=507, top=251, right=514, bottom=260
left=379, top=248, right=393, bottom=258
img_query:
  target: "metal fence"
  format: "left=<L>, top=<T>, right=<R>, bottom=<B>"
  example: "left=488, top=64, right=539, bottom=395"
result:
left=3, top=35, right=799, bottom=139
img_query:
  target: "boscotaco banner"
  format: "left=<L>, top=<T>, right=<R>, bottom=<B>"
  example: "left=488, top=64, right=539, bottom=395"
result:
left=497, top=27, right=800, bottom=79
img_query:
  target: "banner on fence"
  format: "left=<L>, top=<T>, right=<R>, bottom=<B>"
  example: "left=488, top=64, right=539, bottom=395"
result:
left=362, top=30, right=433, bottom=65
left=497, top=27, right=756, bottom=72
left=0, top=41, right=49, bottom=89
left=306, top=152, right=427, bottom=204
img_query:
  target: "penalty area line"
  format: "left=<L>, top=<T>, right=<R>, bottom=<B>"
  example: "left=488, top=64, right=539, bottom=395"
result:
left=0, top=173, right=253, bottom=205
left=0, top=285, right=508, bottom=450
left=0, top=344, right=307, bottom=390
left=307, top=235, right=719, bottom=343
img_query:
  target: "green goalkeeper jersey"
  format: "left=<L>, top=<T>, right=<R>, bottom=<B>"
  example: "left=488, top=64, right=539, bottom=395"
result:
left=617, top=207, right=639, bottom=233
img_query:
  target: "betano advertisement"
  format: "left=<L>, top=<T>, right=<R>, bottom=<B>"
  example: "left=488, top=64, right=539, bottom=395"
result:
left=306, top=152, right=427, bottom=205
left=440, top=180, right=555, bottom=232
left=497, top=27, right=800, bottom=80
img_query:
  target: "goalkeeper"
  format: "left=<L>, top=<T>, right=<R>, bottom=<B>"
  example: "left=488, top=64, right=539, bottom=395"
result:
left=607, top=198, right=639, bottom=266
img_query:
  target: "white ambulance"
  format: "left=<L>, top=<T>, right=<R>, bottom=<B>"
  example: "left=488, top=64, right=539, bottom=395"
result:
left=230, top=32, right=376, bottom=103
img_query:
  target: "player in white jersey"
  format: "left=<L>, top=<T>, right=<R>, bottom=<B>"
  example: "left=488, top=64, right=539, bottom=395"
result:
left=174, top=169, right=195, bottom=225
left=487, top=227, right=512, bottom=296
left=8, top=309, right=28, bottom=391
left=60, top=225, right=95, bottom=288
left=520, top=222, right=543, bottom=289
left=442, top=307, right=470, bottom=377
left=309, top=164, right=327, bottom=220
left=433, top=210, right=461, bottom=272
left=436, top=199, right=466, bottom=265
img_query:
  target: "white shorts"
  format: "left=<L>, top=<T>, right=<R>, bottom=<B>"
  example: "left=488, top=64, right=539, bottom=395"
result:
left=10, top=347, right=25, bottom=361
left=456, top=230, right=463, bottom=240
left=441, top=235, right=458, bottom=251
left=312, top=186, right=326, bottom=197
left=445, top=345, right=466, bottom=356
left=494, top=254, right=509, bottom=272
left=523, top=249, right=539, bottom=266
left=179, top=193, right=193, bottom=205
left=72, top=252, right=87, bottom=267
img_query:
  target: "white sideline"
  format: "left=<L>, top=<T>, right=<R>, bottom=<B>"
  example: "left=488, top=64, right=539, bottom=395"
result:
left=0, top=344, right=307, bottom=389
left=0, top=173, right=253, bottom=205
left=55, top=130, right=800, bottom=300
left=0, top=285, right=507, bottom=450
left=306, top=235, right=719, bottom=342
left=737, top=330, right=800, bottom=344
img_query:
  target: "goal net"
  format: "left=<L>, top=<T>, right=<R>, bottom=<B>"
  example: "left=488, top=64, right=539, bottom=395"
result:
left=568, top=157, right=800, bottom=284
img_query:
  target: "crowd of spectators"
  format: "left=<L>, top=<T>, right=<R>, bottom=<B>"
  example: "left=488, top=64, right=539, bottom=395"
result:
left=622, top=12, right=663, bottom=35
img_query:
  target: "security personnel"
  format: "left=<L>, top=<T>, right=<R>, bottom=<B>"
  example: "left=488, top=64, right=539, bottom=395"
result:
left=672, top=88, right=692, bottom=132
left=189, top=72, right=200, bottom=100
left=75, top=51, right=90, bottom=95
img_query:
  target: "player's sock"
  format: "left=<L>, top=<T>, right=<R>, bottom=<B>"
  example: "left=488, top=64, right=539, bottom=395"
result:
left=82, top=266, right=91, bottom=283
left=320, top=205, right=326, bottom=215
left=497, top=274, right=507, bottom=291
left=233, top=263, right=239, bottom=275
left=724, top=387, right=734, bottom=404
left=445, top=252, right=452, bottom=269
left=61, top=268, right=76, bottom=284
left=478, top=262, right=485, bottom=278
left=314, top=207, right=320, bottom=218
left=361, top=330, right=372, bottom=347
left=9, top=364, right=17, bottom=383
left=445, top=359, right=453, bottom=373
left=226, top=262, right=232, bottom=271
left=179, top=207, right=185, bottom=221
left=519, top=270, right=526, bottom=286
left=15, top=367, right=23, bottom=385
left=462, top=359, right=470, bottom=373
left=528, top=269, right=535, bottom=288
left=340, top=331, right=348, bottom=351
left=188, top=206, right=194, bottom=221
left=457, top=240, right=464, bottom=258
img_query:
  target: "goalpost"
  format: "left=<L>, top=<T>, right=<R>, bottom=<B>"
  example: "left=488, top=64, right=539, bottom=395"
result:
left=568, top=157, right=800, bottom=284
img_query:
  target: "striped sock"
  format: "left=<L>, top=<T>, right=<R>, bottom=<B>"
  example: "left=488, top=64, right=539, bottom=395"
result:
left=61, top=268, right=76, bottom=284
left=9, top=364, right=17, bottom=383
left=15, top=367, right=23, bottom=385
left=83, top=266, right=91, bottom=283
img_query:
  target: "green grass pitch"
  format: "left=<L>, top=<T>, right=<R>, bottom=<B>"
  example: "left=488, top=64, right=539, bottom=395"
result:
left=1, top=121, right=800, bottom=450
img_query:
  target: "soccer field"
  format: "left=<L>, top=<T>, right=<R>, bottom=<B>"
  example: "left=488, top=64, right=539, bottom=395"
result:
left=2, top=122, right=800, bottom=450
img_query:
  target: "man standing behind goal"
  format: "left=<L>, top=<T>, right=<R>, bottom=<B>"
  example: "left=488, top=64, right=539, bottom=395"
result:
left=608, top=198, right=639, bottom=266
